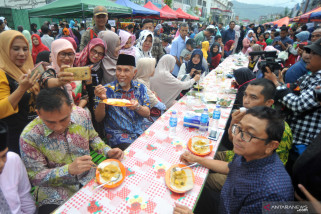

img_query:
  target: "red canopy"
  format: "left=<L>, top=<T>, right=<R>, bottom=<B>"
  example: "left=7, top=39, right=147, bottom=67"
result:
left=144, top=1, right=177, bottom=19
left=273, top=17, right=290, bottom=27
left=162, top=5, right=187, bottom=19
left=176, top=8, right=199, bottom=20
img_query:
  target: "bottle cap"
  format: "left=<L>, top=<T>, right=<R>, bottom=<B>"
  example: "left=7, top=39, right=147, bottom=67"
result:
left=216, top=104, right=221, bottom=108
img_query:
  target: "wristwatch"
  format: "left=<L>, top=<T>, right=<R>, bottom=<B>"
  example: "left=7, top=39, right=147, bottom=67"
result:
left=134, top=104, right=142, bottom=111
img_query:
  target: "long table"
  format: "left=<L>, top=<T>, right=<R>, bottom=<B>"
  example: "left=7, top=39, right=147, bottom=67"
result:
left=54, top=55, right=248, bottom=214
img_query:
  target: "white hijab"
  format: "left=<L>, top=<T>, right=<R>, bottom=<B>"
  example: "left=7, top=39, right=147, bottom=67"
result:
left=150, top=55, right=195, bottom=108
left=135, top=30, right=154, bottom=63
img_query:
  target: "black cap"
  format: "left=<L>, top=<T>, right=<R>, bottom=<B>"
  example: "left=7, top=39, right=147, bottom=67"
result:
left=304, top=38, right=321, bottom=56
left=116, top=54, right=136, bottom=67
left=0, top=120, right=8, bottom=152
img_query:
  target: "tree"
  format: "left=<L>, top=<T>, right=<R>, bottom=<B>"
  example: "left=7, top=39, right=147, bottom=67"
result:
left=164, top=0, right=172, bottom=8
left=284, top=7, right=289, bottom=17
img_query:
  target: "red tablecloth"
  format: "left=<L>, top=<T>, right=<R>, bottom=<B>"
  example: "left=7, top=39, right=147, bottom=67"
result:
left=53, top=55, right=248, bottom=214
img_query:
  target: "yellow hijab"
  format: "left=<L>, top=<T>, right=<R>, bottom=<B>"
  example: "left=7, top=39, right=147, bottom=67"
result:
left=0, top=30, right=38, bottom=92
left=201, top=41, right=209, bottom=60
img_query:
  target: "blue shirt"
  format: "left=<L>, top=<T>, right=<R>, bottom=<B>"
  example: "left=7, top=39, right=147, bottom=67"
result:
left=220, top=152, right=294, bottom=213
left=222, top=28, right=235, bottom=44
left=99, top=80, right=150, bottom=147
left=285, top=59, right=309, bottom=83
left=273, top=36, right=293, bottom=51
left=170, top=35, right=187, bottom=77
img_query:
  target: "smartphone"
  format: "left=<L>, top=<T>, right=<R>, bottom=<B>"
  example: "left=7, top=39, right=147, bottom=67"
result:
left=208, top=129, right=221, bottom=141
left=30, top=62, right=45, bottom=78
left=64, top=67, right=91, bottom=81
left=195, top=70, right=202, bottom=74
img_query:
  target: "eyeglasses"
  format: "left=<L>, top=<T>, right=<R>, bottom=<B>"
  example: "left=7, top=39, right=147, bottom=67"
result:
left=311, top=34, right=321, bottom=38
left=231, top=124, right=269, bottom=143
left=90, top=49, right=104, bottom=58
left=58, top=52, right=75, bottom=58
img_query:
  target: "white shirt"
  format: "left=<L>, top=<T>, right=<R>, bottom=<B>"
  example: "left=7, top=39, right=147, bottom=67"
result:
left=41, top=34, right=54, bottom=51
left=0, top=152, right=36, bottom=214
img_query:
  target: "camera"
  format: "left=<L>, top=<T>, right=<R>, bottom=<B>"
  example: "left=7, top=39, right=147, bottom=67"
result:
left=249, top=51, right=284, bottom=75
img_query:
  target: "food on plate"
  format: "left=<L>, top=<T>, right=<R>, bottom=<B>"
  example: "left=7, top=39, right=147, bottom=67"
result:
left=193, top=85, right=204, bottom=90
left=192, top=140, right=208, bottom=153
left=102, top=98, right=132, bottom=106
left=98, top=164, right=120, bottom=181
left=171, top=170, right=187, bottom=188
left=218, top=99, right=232, bottom=107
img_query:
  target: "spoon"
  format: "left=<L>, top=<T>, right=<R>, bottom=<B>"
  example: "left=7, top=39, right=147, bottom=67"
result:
left=173, top=163, right=199, bottom=172
left=94, top=174, right=121, bottom=189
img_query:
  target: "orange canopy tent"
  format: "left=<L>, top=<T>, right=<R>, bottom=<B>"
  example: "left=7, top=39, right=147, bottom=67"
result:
left=176, top=8, right=199, bottom=20
left=162, top=5, right=187, bottom=19
left=272, top=17, right=290, bottom=27
left=144, top=1, right=177, bottom=19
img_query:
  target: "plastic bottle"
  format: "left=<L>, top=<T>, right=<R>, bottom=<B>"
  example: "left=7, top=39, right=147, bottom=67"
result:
left=209, top=105, right=221, bottom=140
left=199, top=108, right=209, bottom=133
left=169, top=110, right=177, bottom=137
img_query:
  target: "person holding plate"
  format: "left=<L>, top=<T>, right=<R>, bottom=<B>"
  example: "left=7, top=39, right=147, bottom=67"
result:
left=94, top=54, right=150, bottom=151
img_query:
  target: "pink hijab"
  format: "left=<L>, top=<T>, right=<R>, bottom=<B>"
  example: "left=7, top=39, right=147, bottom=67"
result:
left=50, top=39, right=75, bottom=73
left=119, top=29, right=135, bottom=48
left=50, top=39, right=75, bottom=99
left=74, top=38, right=107, bottom=67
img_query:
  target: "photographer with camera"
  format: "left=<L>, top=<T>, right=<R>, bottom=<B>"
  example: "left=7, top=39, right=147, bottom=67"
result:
left=272, top=27, right=293, bottom=51
left=264, top=38, right=321, bottom=169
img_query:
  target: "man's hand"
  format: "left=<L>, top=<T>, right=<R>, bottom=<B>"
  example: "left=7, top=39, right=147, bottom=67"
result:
left=278, top=68, right=288, bottom=84
left=94, top=85, right=107, bottom=100
left=231, top=110, right=246, bottom=126
left=173, top=203, right=193, bottom=214
left=180, top=151, right=199, bottom=165
left=127, top=99, right=139, bottom=111
left=264, top=66, right=279, bottom=86
left=296, top=184, right=321, bottom=212
left=107, top=148, right=124, bottom=160
left=68, top=155, right=93, bottom=175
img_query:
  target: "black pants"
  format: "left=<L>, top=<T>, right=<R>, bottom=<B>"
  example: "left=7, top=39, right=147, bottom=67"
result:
left=112, top=143, right=131, bottom=151
left=38, top=204, right=59, bottom=213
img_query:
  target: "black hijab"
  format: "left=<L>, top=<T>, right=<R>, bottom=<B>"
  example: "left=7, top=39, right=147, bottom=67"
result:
left=36, top=51, right=51, bottom=64
left=208, top=42, right=220, bottom=64
left=233, top=68, right=256, bottom=107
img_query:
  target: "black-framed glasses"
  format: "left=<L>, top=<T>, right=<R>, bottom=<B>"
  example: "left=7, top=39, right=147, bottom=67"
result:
left=58, top=52, right=75, bottom=58
left=90, top=49, right=104, bottom=58
left=231, top=124, right=269, bottom=143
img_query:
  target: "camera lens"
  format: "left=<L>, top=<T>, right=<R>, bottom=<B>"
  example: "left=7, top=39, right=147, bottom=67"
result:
left=313, top=88, right=321, bottom=102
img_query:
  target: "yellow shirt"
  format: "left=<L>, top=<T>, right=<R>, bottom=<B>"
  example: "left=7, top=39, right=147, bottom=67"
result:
left=0, top=70, right=18, bottom=119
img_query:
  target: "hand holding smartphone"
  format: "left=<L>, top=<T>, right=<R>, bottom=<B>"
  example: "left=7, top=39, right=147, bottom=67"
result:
left=30, top=62, right=45, bottom=79
left=64, top=67, right=91, bottom=81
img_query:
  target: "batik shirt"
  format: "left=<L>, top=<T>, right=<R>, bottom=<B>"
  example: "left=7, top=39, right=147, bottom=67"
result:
left=99, top=80, right=150, bottom=147
left=20, top=106, right=111, bottom=206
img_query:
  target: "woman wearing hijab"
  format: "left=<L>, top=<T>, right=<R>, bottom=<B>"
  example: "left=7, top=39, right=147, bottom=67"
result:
left=31, top=34, right=49, bottom=64
left=232, top=25, right=241, bottom=54
left=233, top=68, right=256, bottom=107
left=295, top=31, right=310, bottom=42
left=201, top=41, right=209, bottom=60
left=22, top=30, right=32, bottom=52
left=247, top=44, right=263, bottom=71
left=178, top=49, right=205, bottom=81
left=208, top=42, right=222, bottom=70
left=39, top=39, right=88, bottom=107
left=36, top=50, right=51, bottom=70
left=0, top=30, right=40, bottom=154
left=242, top=30, right=256, bottom=54
left=150, top=55, right=200, bottom=108
left=98, top=30, right=121, bottom=85
left=134, top=30, right=154, bottom=64
left=224, top=40, right=234, bottom=58
left=74, top=38, right=106, bottom=128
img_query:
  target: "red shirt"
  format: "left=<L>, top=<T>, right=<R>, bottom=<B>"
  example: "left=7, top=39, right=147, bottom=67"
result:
left=256, top=41, right=267, bottom=50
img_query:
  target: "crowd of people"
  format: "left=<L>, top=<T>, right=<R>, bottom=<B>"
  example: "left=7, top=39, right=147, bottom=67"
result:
left=0, top=4, right=321, bottom=214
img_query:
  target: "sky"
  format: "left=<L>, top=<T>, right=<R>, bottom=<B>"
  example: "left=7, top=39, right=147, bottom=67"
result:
left=234, top=0, right=302, bottom=7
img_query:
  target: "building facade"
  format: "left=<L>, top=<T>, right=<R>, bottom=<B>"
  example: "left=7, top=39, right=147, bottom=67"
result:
left=210, top=0, right=234, bottom=25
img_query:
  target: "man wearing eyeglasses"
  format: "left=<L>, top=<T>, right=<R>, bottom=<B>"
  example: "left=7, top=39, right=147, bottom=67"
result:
left=311, top=28, right=321, bottom=42
left=174, top=107, right=293, bottom=214
left=79, top=6, right=108, bottom=51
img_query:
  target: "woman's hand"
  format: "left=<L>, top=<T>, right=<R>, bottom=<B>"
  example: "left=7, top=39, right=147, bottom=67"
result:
left=94, top=84, right=107, bottom=100
left=190, top=68, right=196, bottom=77
left=18, top=71, right=40, bottom=92
left=57, top=65, right=74, bottom=86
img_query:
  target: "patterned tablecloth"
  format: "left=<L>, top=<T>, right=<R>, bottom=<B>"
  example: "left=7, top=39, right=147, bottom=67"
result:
left=54, top=55, right=248, bottom=214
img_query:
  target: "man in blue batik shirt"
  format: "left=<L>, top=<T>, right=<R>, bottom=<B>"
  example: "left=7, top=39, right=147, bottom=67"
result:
left=174, top=107, right=293, bottom=214
left=95, top=54, right=150, bottom=151
left=170, top=23, right=189, bottom=77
